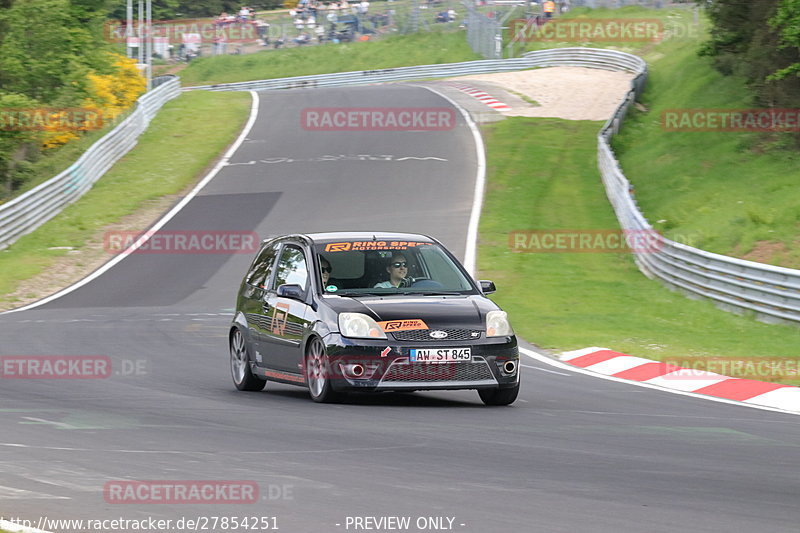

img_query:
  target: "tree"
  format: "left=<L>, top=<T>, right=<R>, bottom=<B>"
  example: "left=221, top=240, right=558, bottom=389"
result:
left=769, top=0, right=800, bottom=80
left=0, top=0, right=123, bottom=200
left=0, top=0, right=113, bottom=103
left=700, top=0, right=800, bottom=128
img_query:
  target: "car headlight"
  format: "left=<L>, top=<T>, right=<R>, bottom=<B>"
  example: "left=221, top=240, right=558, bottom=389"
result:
left=338, top=313, right=387, bottom=339
left=486, top=310, right=513, bottom=337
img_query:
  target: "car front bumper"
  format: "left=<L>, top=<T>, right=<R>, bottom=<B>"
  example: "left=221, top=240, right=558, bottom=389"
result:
left=323, top=334, right=519, bottom=392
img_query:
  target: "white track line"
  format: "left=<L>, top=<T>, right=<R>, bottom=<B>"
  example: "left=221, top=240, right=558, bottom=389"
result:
left=421, top=85, right=800, bottom=418
left=2, top=91, right=261, bottom=315
left=418, top=85, right=485, bottom=276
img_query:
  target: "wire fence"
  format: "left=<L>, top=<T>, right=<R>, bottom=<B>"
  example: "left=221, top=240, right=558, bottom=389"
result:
left=145, top=0, right=466, bottom=63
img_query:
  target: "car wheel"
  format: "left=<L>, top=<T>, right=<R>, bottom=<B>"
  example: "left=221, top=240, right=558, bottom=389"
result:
left=305, top=337, right=346, bottom=403
left=230, top=328, right=266, bottom=392
left=478, top=381, right=519, bottom=406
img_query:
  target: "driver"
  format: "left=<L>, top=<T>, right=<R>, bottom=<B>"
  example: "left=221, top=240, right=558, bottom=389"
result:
left=374, top=253, right=408, bottom=288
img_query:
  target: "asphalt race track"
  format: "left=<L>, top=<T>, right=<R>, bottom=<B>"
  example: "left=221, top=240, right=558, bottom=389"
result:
left=1, top=85, right=799, bottom=533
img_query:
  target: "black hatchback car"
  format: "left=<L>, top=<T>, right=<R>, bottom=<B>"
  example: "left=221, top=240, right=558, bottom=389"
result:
left=229, top=232, right=519, bottom=405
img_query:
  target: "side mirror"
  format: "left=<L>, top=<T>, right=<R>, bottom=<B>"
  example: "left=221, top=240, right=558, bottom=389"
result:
left=479, top=280, right=496, bottom=294
left=277, top=284, right=304, bottom=300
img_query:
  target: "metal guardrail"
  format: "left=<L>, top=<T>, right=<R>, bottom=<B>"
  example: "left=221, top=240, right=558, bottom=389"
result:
left=191, top=47, right=800, bottom=324
left=591, top=54, right=800, bottom=325
left=0, top=76, right=181, bottom=250
left=185, top=47, right=646, bottom=92
left=7, top=48, right=797, bottom=324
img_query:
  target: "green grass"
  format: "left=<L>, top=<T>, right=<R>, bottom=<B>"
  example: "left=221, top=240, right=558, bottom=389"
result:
left=514, top=6, right=800, bottom=268
left=178, top=29, right=480, bottom=86
left=611, top=19, right=800, bottom=267
left=507, top=89, right=539, bottom=106
left=478, top=117, right=800, bottom=384
left=0, top=91, right=251, bottom=306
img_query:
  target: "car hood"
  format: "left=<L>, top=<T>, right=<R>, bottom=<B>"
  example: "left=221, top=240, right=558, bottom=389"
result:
left=323, top=295, right=499, bottom=329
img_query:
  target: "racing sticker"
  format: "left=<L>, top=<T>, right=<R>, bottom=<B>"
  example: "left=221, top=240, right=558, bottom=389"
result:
left=324, top=241, right=432, bottom=252
left=378, top=319, right=428, bottom=332
left=271, top=302, right=291, bottom=335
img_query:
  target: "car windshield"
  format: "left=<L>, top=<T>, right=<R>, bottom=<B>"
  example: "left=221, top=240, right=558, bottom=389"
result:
left=314, top=240, right=477, bottom=295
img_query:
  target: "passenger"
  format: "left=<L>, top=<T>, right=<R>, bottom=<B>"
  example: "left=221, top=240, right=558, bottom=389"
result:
left=320, top=256, right=335, bottom=290
left=374, top=254, right=408, bottom=288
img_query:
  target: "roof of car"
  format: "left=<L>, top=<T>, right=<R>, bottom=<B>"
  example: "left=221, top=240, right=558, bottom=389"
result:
left=302, top=232, right=437, bottom=244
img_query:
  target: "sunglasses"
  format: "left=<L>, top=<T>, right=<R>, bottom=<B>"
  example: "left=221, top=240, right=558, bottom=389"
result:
left=391, top=262, right=407, bottom=268
left=321, top=266, right=332, bottom=273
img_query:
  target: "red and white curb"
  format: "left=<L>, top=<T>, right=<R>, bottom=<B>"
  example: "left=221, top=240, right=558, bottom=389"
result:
left=559, top=347, right=800, bottom=413
left=445, top=83, right=512, bottom=112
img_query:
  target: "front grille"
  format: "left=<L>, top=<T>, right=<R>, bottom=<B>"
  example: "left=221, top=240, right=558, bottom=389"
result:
left=391, top=329, right=481, bottom=342
left=381, top=359, right=494, bottom=383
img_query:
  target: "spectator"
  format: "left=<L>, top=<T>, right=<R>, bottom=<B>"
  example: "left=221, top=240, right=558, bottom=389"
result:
left=293, top=31, right=311, bottom=45
left=543, top=0, right=555, bottom=18
left=256, top=19, right=270, bottom=44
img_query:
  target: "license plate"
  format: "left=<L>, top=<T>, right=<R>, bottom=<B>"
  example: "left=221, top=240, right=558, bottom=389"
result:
left=410, top=347, right=471, bottom=363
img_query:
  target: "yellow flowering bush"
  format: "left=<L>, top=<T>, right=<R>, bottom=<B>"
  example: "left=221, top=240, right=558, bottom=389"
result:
left=41, top=54, right=146, bottom=150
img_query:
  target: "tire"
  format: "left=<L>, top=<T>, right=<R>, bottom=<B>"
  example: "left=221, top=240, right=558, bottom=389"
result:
left=478, top=381, right=519, bottom=406
left=230, top=328, right=266, bottom=392
left=305, top=337, right=346, bottom=403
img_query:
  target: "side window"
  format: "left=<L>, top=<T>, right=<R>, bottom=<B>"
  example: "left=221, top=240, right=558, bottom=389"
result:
left=418, top=246, right=471, bottom=290
left=272, top=245, right=309, bottom=291
left=246, top=243, right=279, bottom=288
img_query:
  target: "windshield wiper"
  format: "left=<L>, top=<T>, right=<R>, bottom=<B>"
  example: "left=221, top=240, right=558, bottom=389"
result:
left=398, top=291, right=463, bottom=296
left=332, top=290, right=387, bottom=297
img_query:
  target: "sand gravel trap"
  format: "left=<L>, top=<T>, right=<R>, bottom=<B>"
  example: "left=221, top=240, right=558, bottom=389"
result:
left=452, top=66, right=635, bottom=121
